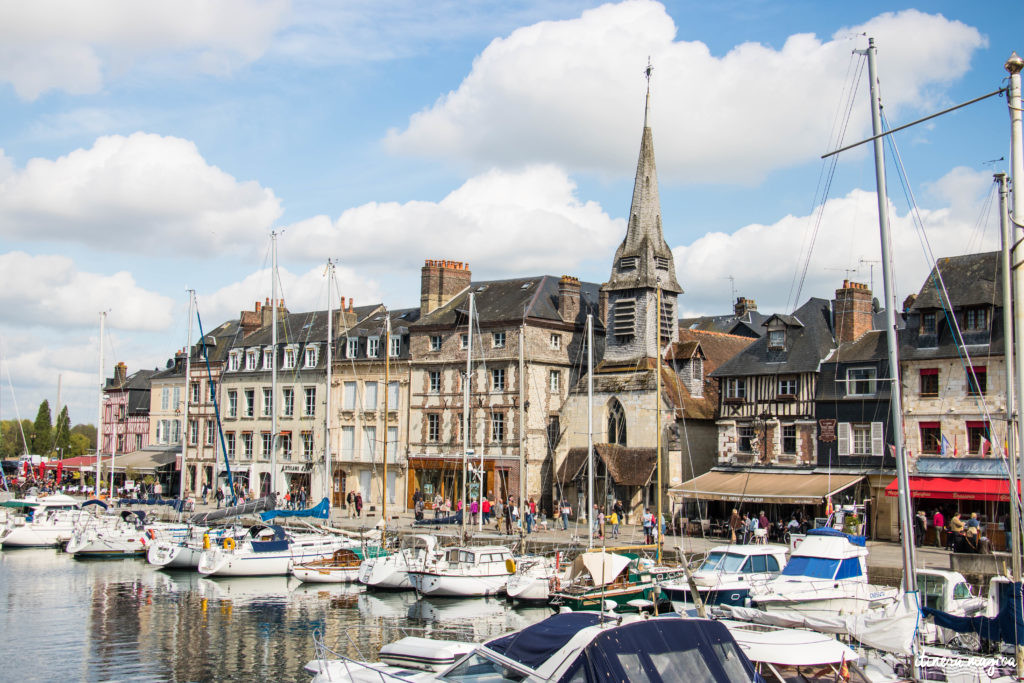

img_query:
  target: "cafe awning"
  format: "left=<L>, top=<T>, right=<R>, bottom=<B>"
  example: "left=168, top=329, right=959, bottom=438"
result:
left=884, top=476, right=1019, bottom=503
left=670, top=471, right=865, bottom=505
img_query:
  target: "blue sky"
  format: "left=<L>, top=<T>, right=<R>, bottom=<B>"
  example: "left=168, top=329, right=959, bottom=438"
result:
left=0, top=0, right=1021, bottom=428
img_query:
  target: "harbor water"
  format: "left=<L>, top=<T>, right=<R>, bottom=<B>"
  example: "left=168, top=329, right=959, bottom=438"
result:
left=0, top=547, right=551, bottom=681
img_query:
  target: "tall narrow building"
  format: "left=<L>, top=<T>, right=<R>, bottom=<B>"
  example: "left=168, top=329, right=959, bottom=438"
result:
left=601, top=80, right=682, bottom=364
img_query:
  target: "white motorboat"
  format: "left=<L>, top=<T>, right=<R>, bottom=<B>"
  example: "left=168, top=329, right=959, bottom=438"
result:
left=358, top=534, right=441, bottom=590
left=750, top=528, right=899, bottom=616
left=504, top=554, right=557, bottom=604
left=306, top=612, right=761, bottom=682
left=408, top=545, right=514, bottom=598
left=660, top=543, right=788, bottom=607
left=146, top=525, right=241, bottom=569
left=0, top=494, right=81, bottom=547
left=197, top=523, right=351, bottom=577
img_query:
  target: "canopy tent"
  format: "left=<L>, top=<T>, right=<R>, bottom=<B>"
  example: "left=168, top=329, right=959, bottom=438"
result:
left=670, top=471, right=864, bottom=505
left=884, top=476, right=1020, bottom=502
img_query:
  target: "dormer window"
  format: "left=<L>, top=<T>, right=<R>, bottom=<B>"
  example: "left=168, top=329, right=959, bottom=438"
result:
left=964, top=307, right=990, bottom=331
left=262, top=347, right=274, bottom=371
left=304, top=345, right=318, bottom=368
left=655, top=256, right=670, bottom=270
left=921, top=311, right=937, bottom=334
left=283, top=345, right=298, bottom=370
left=619, top=256, right=638, bottom=271
left=768, top=330, right=785, bottom=349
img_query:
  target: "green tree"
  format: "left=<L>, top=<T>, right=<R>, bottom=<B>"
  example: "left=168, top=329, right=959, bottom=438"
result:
left=31, top=400, right=53, bottom=455
left=53, top=406, right=72, bottom=457
left=70, top=424, right=97, bottom=454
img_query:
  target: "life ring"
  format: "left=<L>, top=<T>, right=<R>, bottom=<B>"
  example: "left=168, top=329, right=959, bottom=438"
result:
left=223, top=537, right=236, bottom=551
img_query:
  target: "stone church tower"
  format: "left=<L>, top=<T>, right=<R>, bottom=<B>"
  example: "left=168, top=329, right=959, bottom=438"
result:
left=601, top=81, right=682, bottom=364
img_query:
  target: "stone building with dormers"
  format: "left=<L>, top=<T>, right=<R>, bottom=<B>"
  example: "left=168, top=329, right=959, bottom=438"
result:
left=406, top=259, right=600, bottom=514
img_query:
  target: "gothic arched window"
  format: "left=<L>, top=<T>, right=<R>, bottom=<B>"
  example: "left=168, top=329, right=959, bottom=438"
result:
left=607, top=398, right=627, bottom=446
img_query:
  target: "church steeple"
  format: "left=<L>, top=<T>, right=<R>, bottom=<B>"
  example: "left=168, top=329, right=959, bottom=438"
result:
left=600, top=61, right=682, bottom=363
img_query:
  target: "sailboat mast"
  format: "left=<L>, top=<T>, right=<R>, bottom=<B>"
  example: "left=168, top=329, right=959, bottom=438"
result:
left=462, top=292, right=474, bottom=536
left=179, top=290, right=194, bottom=502
left=656, top=286, right=663, bottom=564
left=383, top=313, right=390, bottom=538
left=95, top=311, right=105, bottom=496
left=325, top=260, right=334, bottom=505
left=864, top=38, right=917, bottom=592
left=587, top=313, right=594, bottom=549
left=271, top=231, right=278, bottom=501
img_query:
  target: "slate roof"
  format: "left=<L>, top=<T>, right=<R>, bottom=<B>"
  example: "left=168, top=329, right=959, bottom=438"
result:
left=413, top=276, right=601, bottom=329
left=710, top=298, right=835, bottom=377
left=679, top=310, right=769, bottom=338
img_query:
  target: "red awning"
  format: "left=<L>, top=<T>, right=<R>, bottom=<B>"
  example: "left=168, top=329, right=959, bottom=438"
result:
left=885, top=476, right=1019, bottom=502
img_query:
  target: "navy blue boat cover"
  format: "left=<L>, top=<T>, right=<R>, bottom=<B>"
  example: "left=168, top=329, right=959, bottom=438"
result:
left=415, top=510, right=463, bottom=525
left=923, top=581, right=1024, bottom=646
left=258, top=497, right=330, bottom=521
left=486, top=613, right=604, bottom=669
left=806, top=527, right=866, bottom=547
left=557, top=618, right=759, bottom=682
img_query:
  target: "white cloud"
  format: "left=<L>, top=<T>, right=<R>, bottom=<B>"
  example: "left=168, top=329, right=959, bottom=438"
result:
left=0, top=0, right=289, bottom=100
left=386, top=1, right=985, bottom=183
left=0, top=133, right=281, bottom=254
left=0, top=252, right=175, bottom=331
left=673, top=167, right=1000, bottom=316
left=197, top=264, right=383, bottom=327
left=281, top=164, right=622, bottom=274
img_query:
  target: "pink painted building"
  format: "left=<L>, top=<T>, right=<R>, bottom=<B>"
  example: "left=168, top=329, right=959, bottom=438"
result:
left=101, top=362, right=155, bottom=455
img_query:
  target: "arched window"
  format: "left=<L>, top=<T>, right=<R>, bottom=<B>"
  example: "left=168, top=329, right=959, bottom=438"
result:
left=607, top=398, right=627, bottom=446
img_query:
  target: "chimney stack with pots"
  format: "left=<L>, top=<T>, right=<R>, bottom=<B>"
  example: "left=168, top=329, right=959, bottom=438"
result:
left=834, top=280, right=874, bottom=344
left=420, top=259, right=473, bottom=316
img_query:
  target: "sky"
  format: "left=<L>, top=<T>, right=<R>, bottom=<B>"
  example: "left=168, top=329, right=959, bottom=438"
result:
left=0, top=0, right=1021, bottom=431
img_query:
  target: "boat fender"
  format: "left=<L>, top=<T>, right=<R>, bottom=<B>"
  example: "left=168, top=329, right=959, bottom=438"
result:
left=203, top=534, right=210, bottom=550
left=505, top=558, right=516, bottom=574
left=223, top=537, right=236, bottom=551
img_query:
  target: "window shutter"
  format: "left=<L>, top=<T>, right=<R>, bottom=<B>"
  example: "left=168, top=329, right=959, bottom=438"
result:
left=871, top=422, right=884, bottom=456
left=838, top=422, right=851, bottom=456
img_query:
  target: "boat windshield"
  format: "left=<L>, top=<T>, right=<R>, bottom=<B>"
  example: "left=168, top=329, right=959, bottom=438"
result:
left=700, top=552, right=745, bottom=573
left=780, top=556, right=839, bottom=579
left=440, top=652, right=529, bottom=682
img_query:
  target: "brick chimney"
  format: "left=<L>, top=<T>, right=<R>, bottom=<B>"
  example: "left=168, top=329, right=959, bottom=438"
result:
left=834, top=280, right=873, bottom=344
left=240, top=301, right=262, bottom=337
left=113, top=362, right=127, bottom=387
left=734, top=297, right=757, bottom=317
left=420, top=259, right=472, bottom=316
left=558, top=275, right=581, bottom=323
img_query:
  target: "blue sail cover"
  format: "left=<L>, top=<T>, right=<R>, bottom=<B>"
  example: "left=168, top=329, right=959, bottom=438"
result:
left=487, top=613, right=604, bottom=669
left=923, top=581, right=1024, bottom=646
left=557, top=618, right=759, bottom=682
left=258, top=497, right=330, bottom=521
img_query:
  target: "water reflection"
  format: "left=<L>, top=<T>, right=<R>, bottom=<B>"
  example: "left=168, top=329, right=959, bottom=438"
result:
left=0, top=548, right=554, bottom=681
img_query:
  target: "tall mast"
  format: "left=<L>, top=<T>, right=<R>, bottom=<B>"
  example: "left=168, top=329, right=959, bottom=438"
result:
left=325, top=260, right=334, bottom=505
left=518, top=323, right=526, bottom=535
left=271, top=231, right=279, bottom=501
left=383, top=312, right=390, bottom=540
left=179, top=290, right=195, bottom=502
left=656, top=286, right=663, bottom=564
left=95, top=311, right=105, bottom=496
left=863, top=38, right=917, bottom=592
left=587, top=313, right=594, bottom=549
left=462, top=292, right=475, bottom=537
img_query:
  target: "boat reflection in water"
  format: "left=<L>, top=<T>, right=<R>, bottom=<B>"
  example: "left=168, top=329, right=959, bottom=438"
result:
left=0, top=546, right=556, bottom=681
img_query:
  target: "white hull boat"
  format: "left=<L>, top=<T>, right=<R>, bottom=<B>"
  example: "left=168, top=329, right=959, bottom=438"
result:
left=409, top=545, right=514, bottom=598
left=359, top=534, right=440, bottom=590
left=198, top=524, right=350, bottom=577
